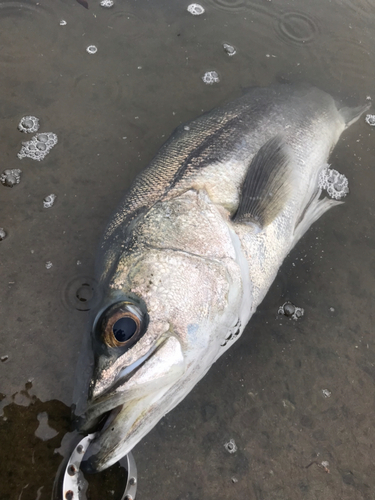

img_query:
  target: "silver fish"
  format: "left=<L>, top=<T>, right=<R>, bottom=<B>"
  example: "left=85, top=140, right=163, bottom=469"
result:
left=77, top=84, right=369, bottom=472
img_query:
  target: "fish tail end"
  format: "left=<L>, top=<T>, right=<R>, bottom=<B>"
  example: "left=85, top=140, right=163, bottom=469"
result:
left=338, top=101, right=371, bottom=128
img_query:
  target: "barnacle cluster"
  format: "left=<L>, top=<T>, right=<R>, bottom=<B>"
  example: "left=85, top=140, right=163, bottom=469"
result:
left=278, top=301, right=304, bottom=320
left=223, top=43, right=236, bottom=56
left=365, top=114, right=375, bottom=126
left=318, top=167, right=349, bottom=200
left=187, top=3, right=205, bottom=15
left=202, top=71, right=220, bottom=85
left=18, top=132, right=58, bottom=161
left=1, top=169, right=22, bottom=187
left=18, top=116, right=40, bottom=133
left=43, top=194, right=56, bottom=208
left=224, top=439, right=237, bottom=454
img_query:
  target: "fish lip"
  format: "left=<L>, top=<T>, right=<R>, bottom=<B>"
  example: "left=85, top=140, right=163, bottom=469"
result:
left=80, top=402, right=124, bottom=475
left=78, top=336, right=169, bottom=433
left=80, top=335, right=186, bottom=473
left=80, top=403, right=127, bottom=474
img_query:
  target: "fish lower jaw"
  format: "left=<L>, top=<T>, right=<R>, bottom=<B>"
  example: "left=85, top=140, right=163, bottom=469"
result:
left=78, top=397, right=124, bottom=437
left=81, top=398, right=152, bottom=473
left=80, top=403, right=133, bottom=473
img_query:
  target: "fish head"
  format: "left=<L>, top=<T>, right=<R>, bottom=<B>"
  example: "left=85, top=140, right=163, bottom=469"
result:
left=78, top=242, right=241, bottom=473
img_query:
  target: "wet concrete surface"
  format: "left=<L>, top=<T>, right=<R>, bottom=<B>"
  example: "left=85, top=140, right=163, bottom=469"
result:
left=1, top=0, right=375, bottom=498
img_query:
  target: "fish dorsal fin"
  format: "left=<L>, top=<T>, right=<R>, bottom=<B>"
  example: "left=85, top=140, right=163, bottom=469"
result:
left=233, top=136, right=293, bottom=229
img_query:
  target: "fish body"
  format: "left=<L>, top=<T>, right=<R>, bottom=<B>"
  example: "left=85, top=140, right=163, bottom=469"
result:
left=78, top=84, right=369, bottom=472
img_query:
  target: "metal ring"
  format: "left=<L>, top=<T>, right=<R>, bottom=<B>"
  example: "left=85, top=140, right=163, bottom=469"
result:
left=61, top=433, right=137, bottom=500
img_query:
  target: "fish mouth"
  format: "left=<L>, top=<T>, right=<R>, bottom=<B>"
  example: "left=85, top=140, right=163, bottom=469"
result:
left=79, top=335, right=185, bottom=473
left=79, top=340, right=162, bottom=434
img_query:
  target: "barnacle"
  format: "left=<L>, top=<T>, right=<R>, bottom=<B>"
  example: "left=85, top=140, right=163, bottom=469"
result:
left=187, top=3, right=205, bottom=15
left=202, top=71, right=220, bottom=85
left=17, top=132, right=58, bottom=161
left=318, top=167, right=349, bottom=200
left=100, top=0, right=114, bottom=6
left=278, top=301, right=304, bottom=320
left=18, top=116, right=40, bottom=133
left=365, top=114, right=375, bottom=126
left=86, top=45, right=98, bottom=54
left=1, top=169, right=22, bottom=187
left=43, top=194, right=56, bottom=208
left=223, top=43, right=236, bottom=56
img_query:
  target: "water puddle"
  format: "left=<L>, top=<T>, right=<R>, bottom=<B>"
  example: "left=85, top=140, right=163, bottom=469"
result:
left=1, top=0, right=375, bottom=498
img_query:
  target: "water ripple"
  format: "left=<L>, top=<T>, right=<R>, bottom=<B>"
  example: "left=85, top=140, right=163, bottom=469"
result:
left=107, top=10, right=147, bottom=39
left=205, top=0, right=277, bottom=16
left=208, top=0, right=248, bottom=11
left=61, top=275, right=101, bottom=312
left=0, top=1, right=59, bottom=64
left=276, top=11, right=319, bottom=45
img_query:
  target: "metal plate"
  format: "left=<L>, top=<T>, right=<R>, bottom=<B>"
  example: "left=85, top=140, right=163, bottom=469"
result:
left=61, top=433, right=137, bottom=500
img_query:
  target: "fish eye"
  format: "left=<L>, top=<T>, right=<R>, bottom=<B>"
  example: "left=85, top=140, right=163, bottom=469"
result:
left=101, top=304, right=143, bottom=348
left=113, top=316, right=138, bottom=342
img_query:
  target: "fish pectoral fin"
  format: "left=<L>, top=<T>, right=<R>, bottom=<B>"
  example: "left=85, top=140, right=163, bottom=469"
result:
left=338, top=102, right=371, bottom=128
left=233, top=135, right=294, bottom=229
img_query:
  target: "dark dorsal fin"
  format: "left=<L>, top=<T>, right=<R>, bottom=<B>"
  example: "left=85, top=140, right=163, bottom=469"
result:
left=233, top=136, right=293, bottom=229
